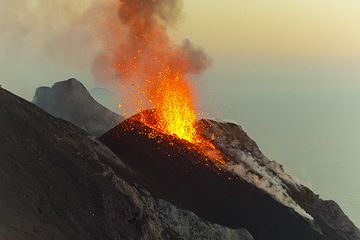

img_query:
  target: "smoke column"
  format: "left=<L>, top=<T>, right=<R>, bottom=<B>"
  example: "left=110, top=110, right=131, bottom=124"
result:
left=0, top=0, right=211, bottom=142
left=94, top=0, right=211, bottom=142
left=93, top=0, right=210, bottom=98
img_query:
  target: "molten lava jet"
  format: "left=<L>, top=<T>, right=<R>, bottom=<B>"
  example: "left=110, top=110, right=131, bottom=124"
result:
left=97, top=0, right=216, bottom=159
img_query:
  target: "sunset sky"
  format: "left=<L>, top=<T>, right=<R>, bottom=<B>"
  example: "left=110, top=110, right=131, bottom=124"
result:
left=1, top=0, right=359, bottom=225
left=182, top=0, right=360, bottom=60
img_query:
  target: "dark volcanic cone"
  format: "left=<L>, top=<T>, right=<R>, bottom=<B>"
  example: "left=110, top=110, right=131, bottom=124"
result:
left=99, top=110, right=326, bottom=240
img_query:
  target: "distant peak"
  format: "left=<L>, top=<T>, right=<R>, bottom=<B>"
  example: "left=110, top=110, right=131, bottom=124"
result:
left=53, top=78, right=85, bottom=88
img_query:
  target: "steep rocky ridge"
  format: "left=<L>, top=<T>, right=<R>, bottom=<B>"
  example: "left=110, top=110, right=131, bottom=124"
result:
left=32, top=78, right=123, bottom=137
left=198, top=119, right=360, bottom=240
left=0, top=87, right=252, bottom=240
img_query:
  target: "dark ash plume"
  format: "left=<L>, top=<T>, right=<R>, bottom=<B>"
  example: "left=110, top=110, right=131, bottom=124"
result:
left=93, top=0, right=211, bottom=85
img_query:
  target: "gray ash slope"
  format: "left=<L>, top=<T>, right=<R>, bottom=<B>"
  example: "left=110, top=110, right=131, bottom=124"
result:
left=32, top=78, right=124, bottom=137
left=0, top=87, right=253, bottom=240
left=198, top=120, right=360, bottom=240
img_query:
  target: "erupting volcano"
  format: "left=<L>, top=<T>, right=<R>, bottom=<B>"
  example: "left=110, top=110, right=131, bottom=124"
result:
left=97, top=0, right=211, bottom=148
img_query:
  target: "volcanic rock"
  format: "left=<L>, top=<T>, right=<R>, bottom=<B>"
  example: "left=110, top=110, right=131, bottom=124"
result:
left=0, top=87, right=253, bottom=240
left=100, top=111, right=334, bottom=240
left=198, top=119, right=360, bottom=240
left=32, top=78, right=124, bottom=137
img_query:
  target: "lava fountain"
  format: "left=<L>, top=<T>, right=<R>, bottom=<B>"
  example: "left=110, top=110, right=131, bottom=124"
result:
left=97, top=0, right=221, bottom=161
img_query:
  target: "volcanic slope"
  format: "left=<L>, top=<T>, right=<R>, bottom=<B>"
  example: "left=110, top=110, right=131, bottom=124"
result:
left=198, top=119, right=360, bottom=240
left=100, top=111, right=360, bottom=240
left=0, top=87, right=253, bottom=240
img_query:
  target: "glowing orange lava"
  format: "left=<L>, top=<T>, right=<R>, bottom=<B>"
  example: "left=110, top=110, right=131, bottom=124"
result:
left=94, top=0, right=227, bottom=165
left=147, top=69, right=199, bottom=143
left=106, top=0, right=209, bottom=145
left=115, top=44, right=201, bottom=143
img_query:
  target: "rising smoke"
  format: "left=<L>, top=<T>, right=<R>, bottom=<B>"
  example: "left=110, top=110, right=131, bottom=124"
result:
left=0, top=0, right=108, bottom=67
left=93, top=0, right=210, bottom=85
left=88, top=0, right=212, bottom=123
left=118, top=0, right=183, bottom=25
left=0, top=0, right=210, bottom=82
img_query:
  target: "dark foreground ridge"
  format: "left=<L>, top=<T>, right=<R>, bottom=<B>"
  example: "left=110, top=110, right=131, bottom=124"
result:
left=0, top=87, right=253, bottom=240
left=100, top=112, right=321, bottom=240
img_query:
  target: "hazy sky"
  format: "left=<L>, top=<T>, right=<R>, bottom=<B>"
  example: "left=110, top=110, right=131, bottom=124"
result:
left=0, top=0, right=359, bottom=225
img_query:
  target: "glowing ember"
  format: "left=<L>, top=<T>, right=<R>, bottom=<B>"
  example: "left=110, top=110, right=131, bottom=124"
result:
left=98, top=0, right=215, bottom=152
left=149, top=70, right=198, bottom=143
